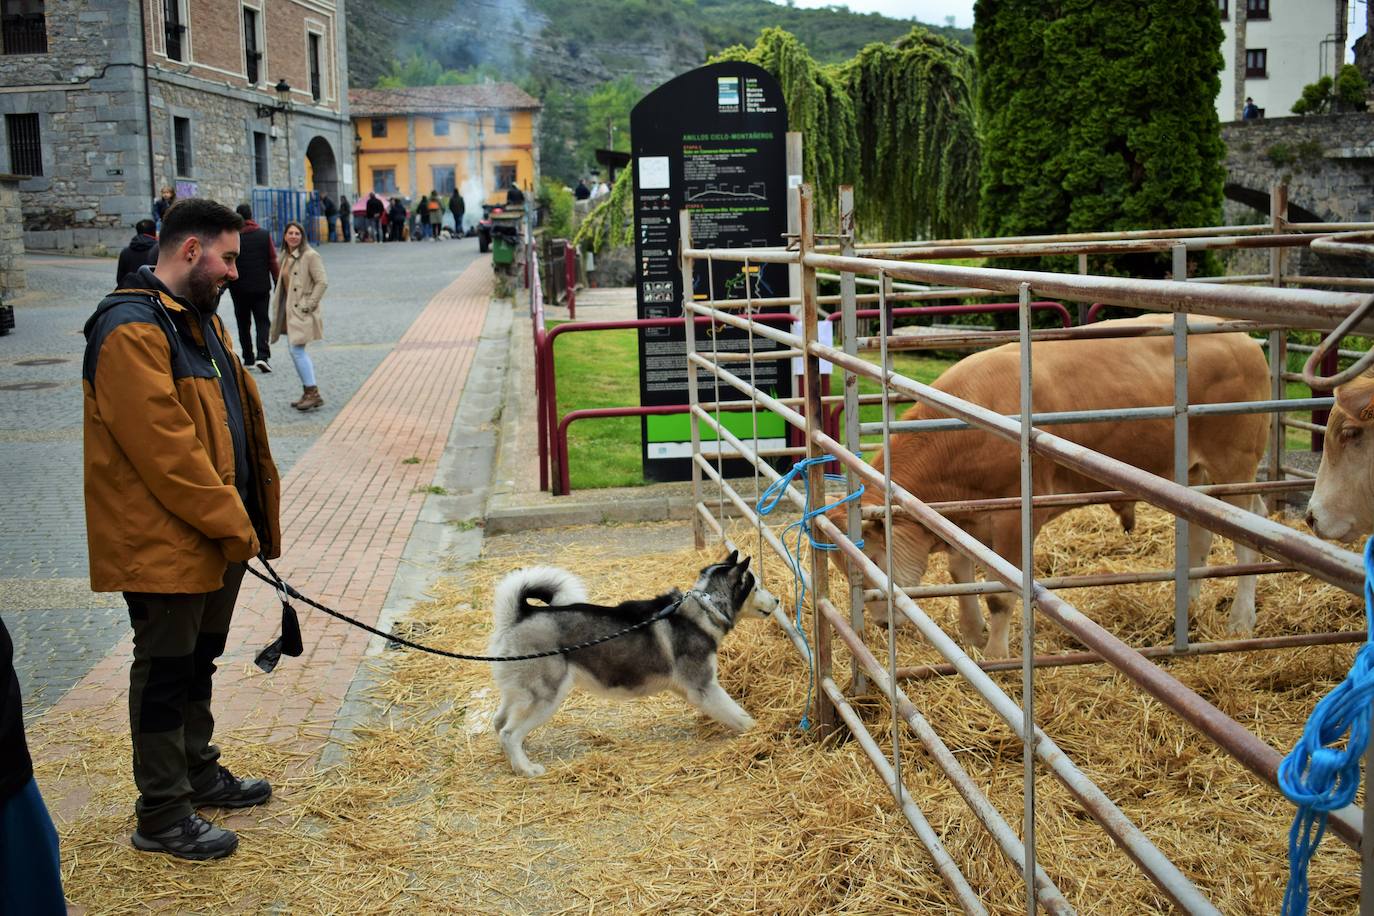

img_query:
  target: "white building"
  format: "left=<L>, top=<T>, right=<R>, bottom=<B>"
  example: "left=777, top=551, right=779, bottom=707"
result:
left=1216, top=0, right=1350, bottom=121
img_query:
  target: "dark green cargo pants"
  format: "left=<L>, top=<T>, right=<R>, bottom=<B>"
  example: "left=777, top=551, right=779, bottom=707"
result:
left=123, top=563, right=244, bottom=833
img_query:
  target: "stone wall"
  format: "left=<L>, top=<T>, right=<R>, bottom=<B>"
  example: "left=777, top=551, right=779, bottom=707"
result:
left=1222, top=112, right=1374, bottom=223
left=0, top=176, right=26, bottom=295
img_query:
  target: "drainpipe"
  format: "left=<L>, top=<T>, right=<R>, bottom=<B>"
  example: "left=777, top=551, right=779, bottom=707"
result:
left=138, top=0, right=156, bottom=214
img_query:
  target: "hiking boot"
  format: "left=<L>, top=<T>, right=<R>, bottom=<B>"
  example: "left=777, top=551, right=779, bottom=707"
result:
left=294, top=386, right=323, bottom=412
left=132, top=814, right=238, bottom=860
left=255, top=358, right=272, bottom=373
left=191, top=765, right=272, bottom=809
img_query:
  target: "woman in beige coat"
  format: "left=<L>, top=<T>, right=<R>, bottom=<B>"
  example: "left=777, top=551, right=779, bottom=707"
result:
left=270, top=221, right=328, bottom=411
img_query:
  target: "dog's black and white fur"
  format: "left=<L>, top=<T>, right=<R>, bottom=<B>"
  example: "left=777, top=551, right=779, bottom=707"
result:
left=487, top=551, right=779, bottom=777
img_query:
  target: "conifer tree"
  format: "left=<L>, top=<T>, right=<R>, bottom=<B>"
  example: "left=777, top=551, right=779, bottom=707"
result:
left=975, top=0, right=1225, bottom=244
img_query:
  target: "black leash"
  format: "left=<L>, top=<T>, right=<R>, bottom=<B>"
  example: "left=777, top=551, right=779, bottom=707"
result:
left=247, top=555, right=688, bottom=673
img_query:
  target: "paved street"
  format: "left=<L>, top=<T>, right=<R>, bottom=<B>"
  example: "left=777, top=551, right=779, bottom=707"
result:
left=0, top=236, right=482, bottom=712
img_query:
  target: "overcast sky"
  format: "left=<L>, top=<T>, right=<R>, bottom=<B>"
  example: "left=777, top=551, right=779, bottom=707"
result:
left=780, top=0, right=1368, bottom=55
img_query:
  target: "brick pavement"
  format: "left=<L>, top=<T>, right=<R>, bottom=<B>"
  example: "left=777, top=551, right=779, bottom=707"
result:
left=33, top=255, right=495, bottom=817
left=2, top=240, right=481, bottom=711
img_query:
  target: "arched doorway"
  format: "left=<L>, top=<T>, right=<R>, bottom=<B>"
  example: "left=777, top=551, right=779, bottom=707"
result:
left=305, top=135, right=339, bottom=199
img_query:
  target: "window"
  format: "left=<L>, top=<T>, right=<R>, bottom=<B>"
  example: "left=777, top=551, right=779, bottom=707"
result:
left=494, top=112, right=510, bottom=134
left=173, top=116, right=192, bottom=176
left=370, top=117, right=387, bottom=138
left=243, top=7, right=260, bottom=84
left=6, top=113, right=41, bottom=176
left=1246, top=48, right=1268, bottom=78
left=253, top=130, right=268, bottom=185
left=1, top=0, right=46, bottom=54
left=371, top=167, right=396, bottom=193
left=308, top=33, right=322, bottom=101
left=163, top=0, right=184, bottom=61
left=432, top=165, right=456, bottom=195
left=1246, top=0, right=1269, bottom=19
left=433, top=118, right=450, bottom=137
left=493, top=162, right=517, bottom=189
left=1217, top=0, right=1227, bottom=18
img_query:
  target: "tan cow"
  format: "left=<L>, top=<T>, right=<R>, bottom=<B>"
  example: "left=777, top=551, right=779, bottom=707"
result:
left=828, top=314, right=1271, bottom=658
left=1306, top=370, right=1374, bottom=541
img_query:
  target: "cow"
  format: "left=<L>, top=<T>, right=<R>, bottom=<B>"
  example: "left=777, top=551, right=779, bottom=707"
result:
left=827, top=314, right=1272, bottom=658
left=1306, top=369, right=1374, bottom=541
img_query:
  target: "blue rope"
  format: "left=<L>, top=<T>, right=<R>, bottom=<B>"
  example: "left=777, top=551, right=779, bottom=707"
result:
left=1277, top=536, right=1374, bottom=915
left=757, top=456, right=864, bottom=730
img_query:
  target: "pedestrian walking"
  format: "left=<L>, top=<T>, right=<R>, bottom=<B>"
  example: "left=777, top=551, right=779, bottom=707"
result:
left=448, top=188, right=465, bottom=237
left=427, top=190, right=442, bottom=240
left=271, top=220, right=327, bottom=412
left=364, top=192, right=383, bottom=242
left=1, top=613, right=67, bottom=913
left=228, top=203, right=280, bottom=373
left=322, top=193, right=338, bottom=242
left=116, top=218, right=160, bottom=284
left=338, top=193, right=351, bottom=242
left=82, top=198, right=281, bottom=862
left=574, top=178, right=590, bottom=201
left=388, top=196, right=407, bottom=242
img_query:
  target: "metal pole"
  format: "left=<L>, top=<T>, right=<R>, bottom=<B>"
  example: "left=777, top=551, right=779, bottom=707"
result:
left=1269, top=184, right=1290, bottom=511
left=1017, top=281, right=1038, bottom=914
left=681, top=210, right=704, bottom=549
left=839, top=185, right=866, bottom=695
left=799, top=184, right=836, bottom=736
left=1077, top=253, right=1089, bottom=324
left=1173, top=244, right=1191, bottom=653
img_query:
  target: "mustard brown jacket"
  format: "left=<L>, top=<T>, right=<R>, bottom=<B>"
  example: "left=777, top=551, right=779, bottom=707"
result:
left=82, top=267, right=281, bottom=593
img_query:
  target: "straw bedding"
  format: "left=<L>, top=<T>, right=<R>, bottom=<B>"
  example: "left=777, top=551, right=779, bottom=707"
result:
left=34, top=508, right=1363, bottom=914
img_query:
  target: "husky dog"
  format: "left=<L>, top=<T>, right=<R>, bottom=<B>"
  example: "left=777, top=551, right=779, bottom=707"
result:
left=487, top=550, right=779, bottom=777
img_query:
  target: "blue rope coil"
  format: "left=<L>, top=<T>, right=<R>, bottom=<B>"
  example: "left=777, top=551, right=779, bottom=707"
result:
left=757, top=456, right=864, bottom=730
left=1277, top=536, right=1374, bottom=915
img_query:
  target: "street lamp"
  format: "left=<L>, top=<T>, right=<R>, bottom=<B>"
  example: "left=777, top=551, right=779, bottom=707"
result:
left=255, top=78, right=292, bottom=122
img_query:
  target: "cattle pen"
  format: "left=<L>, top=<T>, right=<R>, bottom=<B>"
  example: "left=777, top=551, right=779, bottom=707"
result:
left=680, top=183, right=1374, bottom=914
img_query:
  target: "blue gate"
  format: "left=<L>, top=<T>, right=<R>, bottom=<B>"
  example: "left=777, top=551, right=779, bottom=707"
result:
left=250, top=189, right=323, bottom=246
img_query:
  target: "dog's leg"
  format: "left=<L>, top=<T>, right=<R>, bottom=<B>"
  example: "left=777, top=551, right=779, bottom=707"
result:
left=499, top=674, right=573, bottom=778
left=684, top=681, right=756, bottom=733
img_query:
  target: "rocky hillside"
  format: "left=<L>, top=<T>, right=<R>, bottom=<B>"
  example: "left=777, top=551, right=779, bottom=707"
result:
left=346, top=0, right=973, bottom=93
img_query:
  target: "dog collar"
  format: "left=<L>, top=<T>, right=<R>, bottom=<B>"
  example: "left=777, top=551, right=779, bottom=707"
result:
left=686, top=589, right=732, bottom=629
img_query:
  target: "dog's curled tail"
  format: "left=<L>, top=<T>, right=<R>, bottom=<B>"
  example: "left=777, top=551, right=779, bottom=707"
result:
left=490, top=566, right=588, bottom=633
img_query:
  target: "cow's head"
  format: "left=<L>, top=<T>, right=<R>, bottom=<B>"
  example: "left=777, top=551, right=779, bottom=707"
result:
left=1307, top=371, right=1374, bottom=541
left=822, top=505, right=942, bottom=593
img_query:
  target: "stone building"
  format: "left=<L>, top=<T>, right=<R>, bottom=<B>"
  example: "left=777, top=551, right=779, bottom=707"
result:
left=350, top=84, right=541, bottom=212
left=0, top=0, right=352, bottom=253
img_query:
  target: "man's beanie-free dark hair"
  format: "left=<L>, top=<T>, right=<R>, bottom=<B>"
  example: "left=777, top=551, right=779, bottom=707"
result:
left=236, top=203, right=253, bottom=221
left=158, top=199, right=244, bottom=252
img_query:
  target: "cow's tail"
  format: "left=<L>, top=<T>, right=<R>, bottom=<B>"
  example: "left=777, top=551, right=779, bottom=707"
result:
left=490, top=566, right=587, bottom=635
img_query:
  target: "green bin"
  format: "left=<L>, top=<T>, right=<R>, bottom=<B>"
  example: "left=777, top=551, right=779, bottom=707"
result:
left=491, top=236, right=516, bottom=266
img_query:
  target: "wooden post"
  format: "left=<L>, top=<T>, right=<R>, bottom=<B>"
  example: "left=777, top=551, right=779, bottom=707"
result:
left=799, top=184, right=835, bottom=736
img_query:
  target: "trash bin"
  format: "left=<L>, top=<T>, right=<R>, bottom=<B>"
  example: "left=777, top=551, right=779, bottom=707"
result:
left=491, top=235, right=516, bottom=266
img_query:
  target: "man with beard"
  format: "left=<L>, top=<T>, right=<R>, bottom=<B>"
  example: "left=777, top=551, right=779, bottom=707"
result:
left=82, top=198, right=282, bottom=861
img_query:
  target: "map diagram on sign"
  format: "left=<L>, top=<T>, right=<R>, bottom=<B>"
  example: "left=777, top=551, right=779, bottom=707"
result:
left=685, top=182, right=767, bottom=203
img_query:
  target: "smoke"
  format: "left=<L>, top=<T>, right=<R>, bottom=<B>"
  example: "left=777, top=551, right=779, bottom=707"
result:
left=460, top=174, right=486, bottom=231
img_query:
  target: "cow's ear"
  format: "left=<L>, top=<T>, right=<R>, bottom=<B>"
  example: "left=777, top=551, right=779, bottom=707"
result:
left=1335, top=375, right=1374, bottom=422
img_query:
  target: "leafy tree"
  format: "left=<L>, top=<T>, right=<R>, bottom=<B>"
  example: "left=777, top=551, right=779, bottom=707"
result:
left=1292, top=65, right=1368, bottom=114
left=975, top=0, right=1225, bottom=256
left=374, top=51, right=498, bottom=88
left=581, top=76, right=640, bottom=159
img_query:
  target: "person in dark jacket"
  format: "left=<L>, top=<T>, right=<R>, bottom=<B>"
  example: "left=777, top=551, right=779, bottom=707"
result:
left=83, top=198, right=282, bottom=861
left=116, top=219, right=160, bottom=284
left=0, top=614, right=67, bottom=913
left=388, top=196, right=407, bottom=242
left=574, top=179, right=590, bottom=200
left=227, top=204, right=280, bottom=373
left=321, top=193, right=338, bottom=242
left=364, top=192, right=383, bottom=242
left=448, top=189, right=465, bottom=237
left=338, top=194, right=351, bottom=242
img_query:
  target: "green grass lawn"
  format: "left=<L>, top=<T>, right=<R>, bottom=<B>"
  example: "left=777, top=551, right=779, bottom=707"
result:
left=550, top=325, right=1333, bottom=490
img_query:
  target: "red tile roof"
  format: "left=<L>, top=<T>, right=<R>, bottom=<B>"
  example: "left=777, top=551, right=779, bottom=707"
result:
left=349, top=84, right=541, bottom=116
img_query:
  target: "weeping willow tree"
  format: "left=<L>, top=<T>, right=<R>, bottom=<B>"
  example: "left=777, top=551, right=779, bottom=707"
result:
left=575, top=26, right=980, bottom=251
left=843, top=29, right=980, bottom=241
left=710, top=28, right=858, bottom=228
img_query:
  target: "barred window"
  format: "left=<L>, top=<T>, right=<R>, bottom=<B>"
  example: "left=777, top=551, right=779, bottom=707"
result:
left=1, top=0, right=46, bottom=54
left=173, top=116, right=192, bottom=176
left=243, top=7, right=260, bottom=84
left=308, top=33, right=322, bottom=101
left=6, top=112, right=41, bottom=176
left=253, top=131, right=268, bottom=185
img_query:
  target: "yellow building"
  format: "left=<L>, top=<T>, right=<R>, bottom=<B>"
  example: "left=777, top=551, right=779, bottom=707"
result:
left=348, top=84, right=541, bottom=209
